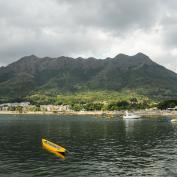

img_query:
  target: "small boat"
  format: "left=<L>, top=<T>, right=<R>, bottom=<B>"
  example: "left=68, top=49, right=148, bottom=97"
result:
left=42, top=139, right=67, bottom=159
left=123, top=111, right=141, bottom=119
left=171, top=119, right=177, bottom=123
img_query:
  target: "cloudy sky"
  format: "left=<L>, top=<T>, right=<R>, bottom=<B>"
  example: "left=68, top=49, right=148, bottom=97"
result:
left=0, top=0, right=177, bottom=72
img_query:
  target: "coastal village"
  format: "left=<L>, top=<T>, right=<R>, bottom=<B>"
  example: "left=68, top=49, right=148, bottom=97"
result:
left=0, top=102, right=71, bottom=113
left=0, top=102, right=177, bottom=116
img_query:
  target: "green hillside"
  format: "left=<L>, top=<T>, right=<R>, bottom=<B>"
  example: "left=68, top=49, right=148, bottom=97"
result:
left=0, top=53, right=177, bottom=103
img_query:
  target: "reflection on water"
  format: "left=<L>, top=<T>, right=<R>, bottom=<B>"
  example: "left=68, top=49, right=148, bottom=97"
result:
left=0, top=115, right=176, bottom=177
left=42, top=145, right=66, bottom=160
left=124, top=119, right=139, bottom=135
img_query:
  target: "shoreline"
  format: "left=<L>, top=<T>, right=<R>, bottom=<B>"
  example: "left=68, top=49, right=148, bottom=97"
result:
left=0, top=110, right=177, bottom=117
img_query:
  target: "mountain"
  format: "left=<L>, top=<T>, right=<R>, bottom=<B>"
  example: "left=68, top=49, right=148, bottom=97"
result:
left=0, top=52, right=177, bottom=102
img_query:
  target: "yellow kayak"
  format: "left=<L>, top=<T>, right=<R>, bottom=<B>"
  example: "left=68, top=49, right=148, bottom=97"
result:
left=42, top=138, right=67, bottom=159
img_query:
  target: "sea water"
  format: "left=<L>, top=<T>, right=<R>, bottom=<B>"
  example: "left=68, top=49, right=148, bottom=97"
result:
left=0, top=115, right=176, bottom=177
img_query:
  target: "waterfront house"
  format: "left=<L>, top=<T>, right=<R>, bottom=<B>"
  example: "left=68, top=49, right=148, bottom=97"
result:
left=40, top=105, right=70, bottom=112
left=0, top=102, right=30, bottom=111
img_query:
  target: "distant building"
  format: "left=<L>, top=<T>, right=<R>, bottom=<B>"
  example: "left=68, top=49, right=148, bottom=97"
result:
left=40, top=105, right=70, bottom=112
left=0, top=102, right=30, bottom=111
left=0, top=105, right=8, bottom=111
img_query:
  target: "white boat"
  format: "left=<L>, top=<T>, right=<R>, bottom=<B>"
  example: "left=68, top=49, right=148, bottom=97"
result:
left=171, top=119, right=177, bottom=123
left=123, top=111, right=141, bottom=119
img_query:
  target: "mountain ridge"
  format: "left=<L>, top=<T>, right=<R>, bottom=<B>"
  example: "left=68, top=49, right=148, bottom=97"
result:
left=0, top=53, right=177, bottom=102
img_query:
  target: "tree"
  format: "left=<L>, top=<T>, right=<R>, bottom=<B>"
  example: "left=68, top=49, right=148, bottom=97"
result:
left=158, top=100, right=177, bottom=110
left=16, top=106, right=23, bottom=113
left=130, top=98, right=138, bottom=104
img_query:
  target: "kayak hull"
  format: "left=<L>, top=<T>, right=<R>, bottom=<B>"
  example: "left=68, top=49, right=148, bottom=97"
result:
left=42, top=139, right=66, bottom=159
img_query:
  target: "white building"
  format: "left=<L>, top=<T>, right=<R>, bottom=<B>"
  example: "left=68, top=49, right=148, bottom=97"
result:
left=40, top=105, right=70, bottom=112
left=0, top=102, right=30, bottom=111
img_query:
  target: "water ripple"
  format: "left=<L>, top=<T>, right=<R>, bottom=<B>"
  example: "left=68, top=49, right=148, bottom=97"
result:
left=0, top=115, right=177, bottom=176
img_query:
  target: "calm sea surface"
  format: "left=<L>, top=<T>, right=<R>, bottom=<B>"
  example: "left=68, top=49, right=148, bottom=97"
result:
left=0, top=115, right=176, bottom=177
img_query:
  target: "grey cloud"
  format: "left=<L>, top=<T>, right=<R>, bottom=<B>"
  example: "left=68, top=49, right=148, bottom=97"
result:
left=158, top=0, right=177, bottom=49
left=161, top=16, right=177, bottom=48
left=0, top=0, right=176, bottom=72
left=56, top=0, right=161, bottom=33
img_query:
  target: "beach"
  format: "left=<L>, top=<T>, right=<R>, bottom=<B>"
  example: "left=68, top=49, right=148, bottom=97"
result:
left=0, top=110, right=177, bottom=117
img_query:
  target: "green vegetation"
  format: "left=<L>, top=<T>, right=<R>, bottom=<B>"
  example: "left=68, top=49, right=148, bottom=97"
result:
left=157, top=100, right=177, bottom=110
left=26, top=91, right=156, bottom=111
left=2, top=90, right=177, bottom=111
left=16, top=106, right=23, bottom=113
left=0, top=53, right=177, bottom=103
left=0, top=53, right=177, bottom=110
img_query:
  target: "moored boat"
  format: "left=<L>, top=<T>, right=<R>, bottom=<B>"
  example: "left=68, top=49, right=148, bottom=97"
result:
left=123, top=111, right=141, bottom=119
left=171, top=119, right=177, bottom=123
